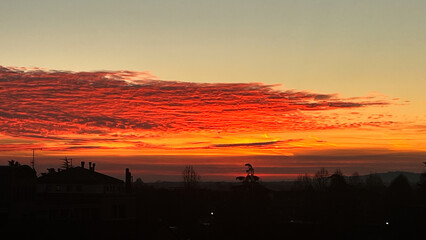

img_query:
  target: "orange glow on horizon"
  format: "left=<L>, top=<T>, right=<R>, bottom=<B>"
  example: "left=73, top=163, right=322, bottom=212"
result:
left=0, top=65, right=425, bottom=181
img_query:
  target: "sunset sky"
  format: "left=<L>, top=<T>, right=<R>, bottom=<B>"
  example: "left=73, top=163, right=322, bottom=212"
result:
left=1, top=1, right=425, bottom=181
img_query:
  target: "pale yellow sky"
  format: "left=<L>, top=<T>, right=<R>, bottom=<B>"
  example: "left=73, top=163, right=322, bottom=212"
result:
left=1, top=1, right=425, bottom=174
left=1, top=1, right=425, bottom=100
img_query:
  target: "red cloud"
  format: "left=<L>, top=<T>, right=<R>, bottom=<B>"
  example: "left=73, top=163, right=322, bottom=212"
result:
left=0, top=66, right=392, bottom=150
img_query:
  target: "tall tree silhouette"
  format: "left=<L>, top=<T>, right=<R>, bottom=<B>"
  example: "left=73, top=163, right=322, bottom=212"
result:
left=236, top=163, right=259, bottom=183
left=388, top=174, right=413, bottom=206
left=418, top=162, right=426, bottom=201
left=61, top=156, right=72, bottom=170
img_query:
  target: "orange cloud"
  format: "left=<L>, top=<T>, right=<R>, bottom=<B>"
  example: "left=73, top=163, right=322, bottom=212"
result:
left=0, top=66, right=393, bottom=153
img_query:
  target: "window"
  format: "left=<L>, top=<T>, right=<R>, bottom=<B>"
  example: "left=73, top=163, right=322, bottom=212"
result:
left=55, top=185, right=61, bottom=192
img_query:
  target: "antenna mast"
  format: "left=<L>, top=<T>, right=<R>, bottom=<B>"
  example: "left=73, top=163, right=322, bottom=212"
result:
left=31, top=148, right=42, bottom=170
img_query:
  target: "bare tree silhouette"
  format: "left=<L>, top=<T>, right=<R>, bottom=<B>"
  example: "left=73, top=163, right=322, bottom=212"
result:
left=182, top=165, right=200, bottom=189
left=294, top=173, right=313, bottom=191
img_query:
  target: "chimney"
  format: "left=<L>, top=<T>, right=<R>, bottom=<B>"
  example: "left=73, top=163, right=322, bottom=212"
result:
left=92, top=163, right=96, bottom=172
left=89, top=162, right=92, bottom=170
left=125, top=168, right=132, bottom=193
left=81, top=161, right=85, bottom=168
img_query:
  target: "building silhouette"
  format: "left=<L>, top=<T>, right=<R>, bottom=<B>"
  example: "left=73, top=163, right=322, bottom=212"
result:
left=0, top=164, right=37, bottom=220
left=1, top=161, right=135, bottom=224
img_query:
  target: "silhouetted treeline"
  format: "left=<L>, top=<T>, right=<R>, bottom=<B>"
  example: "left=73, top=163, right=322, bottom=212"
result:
left=129, top=170, right=426, bottom=240
left=1, top=166, right=426, bottom=240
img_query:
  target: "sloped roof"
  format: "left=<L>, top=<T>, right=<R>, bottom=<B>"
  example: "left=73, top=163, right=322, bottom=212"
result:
left=37, top=167, right=123, bottom=185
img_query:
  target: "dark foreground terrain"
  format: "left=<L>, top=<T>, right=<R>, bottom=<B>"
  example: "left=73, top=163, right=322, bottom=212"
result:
left=2, top=165, right=426, bottom=239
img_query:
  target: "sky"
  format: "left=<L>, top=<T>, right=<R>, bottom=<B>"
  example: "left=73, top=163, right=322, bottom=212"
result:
left=1, top=0, right=425, bottom=181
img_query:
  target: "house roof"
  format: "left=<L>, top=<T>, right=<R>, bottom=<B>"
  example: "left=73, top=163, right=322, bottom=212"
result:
left=37, top=167, right=123, bottom=185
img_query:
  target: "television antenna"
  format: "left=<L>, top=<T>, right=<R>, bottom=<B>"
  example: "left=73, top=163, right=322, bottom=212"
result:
left=31, top=148, right=42, bottom=170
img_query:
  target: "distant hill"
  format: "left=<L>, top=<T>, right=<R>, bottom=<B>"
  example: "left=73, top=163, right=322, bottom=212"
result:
left=359, top=171, right=422, bottom=185
left=144, top=171, right=423, bottom=191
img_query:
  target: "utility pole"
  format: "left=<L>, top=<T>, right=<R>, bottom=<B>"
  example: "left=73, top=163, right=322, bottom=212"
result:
left=31, top=148, right=42, bottom=171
